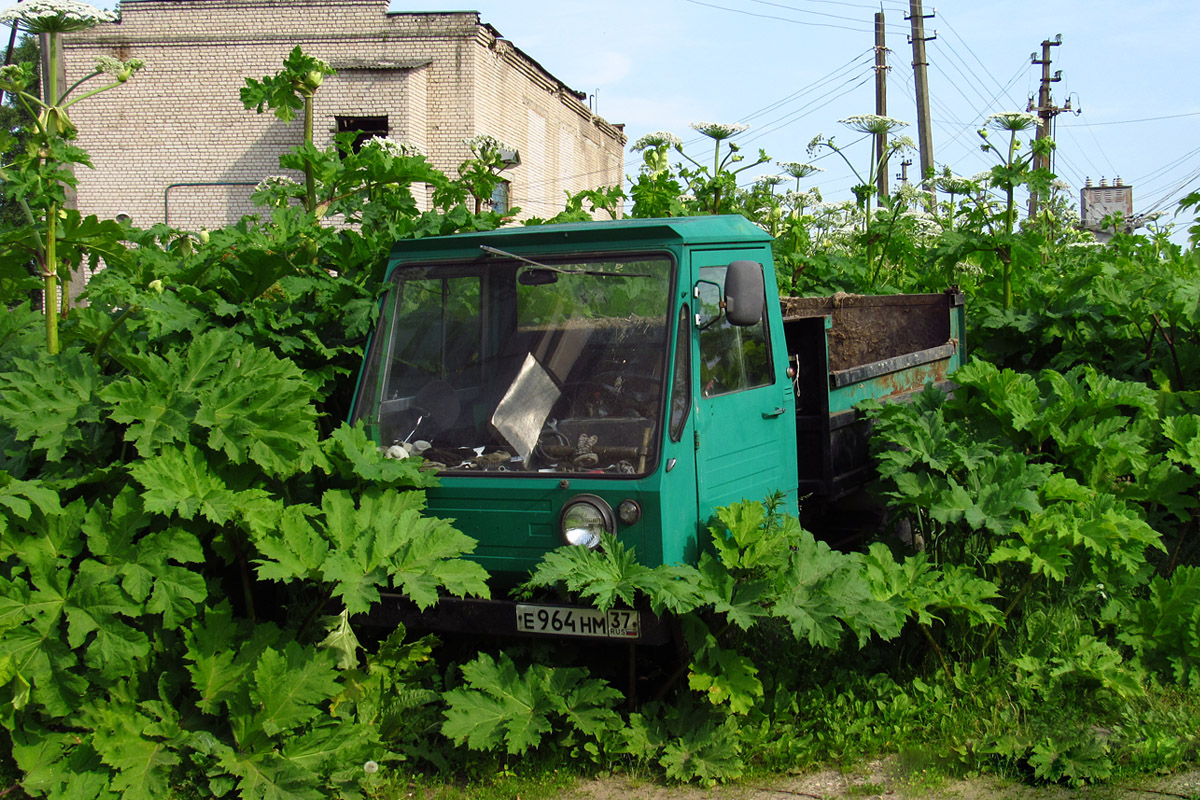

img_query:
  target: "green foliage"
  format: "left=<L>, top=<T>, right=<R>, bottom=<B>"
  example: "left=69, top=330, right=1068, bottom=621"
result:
left=441, top=651, right=623, bottom=755
left=240, top=45, right=335, bottom=123
left=3, top=39, right=1200, bottom=793
left=0, top=45, right=521, bottom=800
left=1117, top=566, right=1200, bottom=686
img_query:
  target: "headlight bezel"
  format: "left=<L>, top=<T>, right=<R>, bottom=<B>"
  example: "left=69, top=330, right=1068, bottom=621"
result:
left=558, top=494, right=615, bottom=549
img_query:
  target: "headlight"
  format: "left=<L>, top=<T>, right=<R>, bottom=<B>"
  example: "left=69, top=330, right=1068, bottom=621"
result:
left=559, top=495, right=613, bottom=548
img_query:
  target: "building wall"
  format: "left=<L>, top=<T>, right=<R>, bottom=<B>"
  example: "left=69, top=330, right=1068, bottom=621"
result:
left=61, top=0, right=625, bottom=232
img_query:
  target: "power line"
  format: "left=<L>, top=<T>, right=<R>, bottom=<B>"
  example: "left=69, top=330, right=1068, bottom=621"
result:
left=936, top=13, right=1015, bottom=100
left=744, top=0, right=909, bottom=31
left=1060, top=110, right=1200, bottom=128
left=738, top=50, right=873, bottom=123
left=927, top=60, right=987, bottom=129
left=1133, top=143, right=1200, bottom=189
left=1057, top=115, right=1114, bottom=180
left=740, top=71, right=875, bottom=145
left=927, top=46, right=993, bottom=119
left=682, top=0, right=883, bottom=34
left=1142, top=158, right=1200, bottom=216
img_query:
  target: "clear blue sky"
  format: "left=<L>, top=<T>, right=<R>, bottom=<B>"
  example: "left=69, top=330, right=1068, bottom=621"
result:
left=21, top=0, right=1200, bottom=235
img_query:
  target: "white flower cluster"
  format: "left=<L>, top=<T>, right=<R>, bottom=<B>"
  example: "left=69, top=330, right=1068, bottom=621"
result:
left=838, top=114, right=909, bottom=134
left=0, top=0, right=117, bottom=33
left=688, top=121, right=749, bottom=140
left=935, top=173, right=975, bottom=195
left=630, top=130, right=681, bottom=152
left=362, top=136, right=422, bottom=158
left=94, top=54, right=145, bottom=80
left=776, top=161, right=824, bottom=179
left=985, top=111, right=1039, bottom=132
left=463, top=133, right=512, bottom=155
left=254, top=175, right=299, bottom=193
left=783, top=190, right=821, bottom=211
left=94, top=55, right=123, bottom=75
left=754, top=174, right=787, bottom=187
left=894, top=182, right=926, bottom=204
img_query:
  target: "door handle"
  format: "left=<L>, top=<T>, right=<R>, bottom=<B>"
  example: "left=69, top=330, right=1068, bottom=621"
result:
left=762, top=407, right=785, bottom=419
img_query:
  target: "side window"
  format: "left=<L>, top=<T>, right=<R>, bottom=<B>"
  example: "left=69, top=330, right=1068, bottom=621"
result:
left=697, top=264, right=773, bottom=398
left=384, top=275, right=481, bottom=399
left=490, top=180, right=511, bottom=213
left=669, top=306, right=691, bottom=441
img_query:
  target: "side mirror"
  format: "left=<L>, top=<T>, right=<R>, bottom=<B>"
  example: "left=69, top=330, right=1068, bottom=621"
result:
left=518, top=267, right=559, bottom=286
left=724, top=260, right=764, bottom=326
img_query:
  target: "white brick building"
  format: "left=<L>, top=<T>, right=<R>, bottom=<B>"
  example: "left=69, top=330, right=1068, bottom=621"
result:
left=62, top=0, right=626, bottom=231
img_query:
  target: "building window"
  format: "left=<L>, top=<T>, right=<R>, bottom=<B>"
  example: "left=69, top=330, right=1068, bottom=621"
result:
left=490, top=180, right=511, bottom=213
left=335, top=115, right=388, bottom=152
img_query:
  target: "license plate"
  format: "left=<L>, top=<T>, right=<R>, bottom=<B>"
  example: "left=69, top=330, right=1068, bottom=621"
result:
left=515, top=604, right=640, bottom=639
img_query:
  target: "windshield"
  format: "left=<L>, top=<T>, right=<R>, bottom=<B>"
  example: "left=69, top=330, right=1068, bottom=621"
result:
left=352, top=254, right=674, bottom=476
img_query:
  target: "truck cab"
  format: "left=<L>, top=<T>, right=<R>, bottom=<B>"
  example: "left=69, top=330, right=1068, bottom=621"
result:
left=350, top=216, right=799, bottom=578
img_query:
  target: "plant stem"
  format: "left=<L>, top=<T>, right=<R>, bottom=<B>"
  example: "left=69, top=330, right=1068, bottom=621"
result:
left=44, top=201, right=58, bottom=354
left=93, top=304, right=138, bottom=364
left=60, top=80, right=123, bottom=108
left=982, top=574, right=1033, bottom=654
left=43, top=32, right=61, bottom=354
left=303, top=91, right=316, bottom=213
left=228, top=530, right=258, bottom=622
left=296, top=585, right=336, bottom=641
left=1151, top=314, right=1186, bottom=391
left=919, top=622, right=953, bottom=684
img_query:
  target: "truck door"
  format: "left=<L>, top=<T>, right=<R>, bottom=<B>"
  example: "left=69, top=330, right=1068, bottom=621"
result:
left=692, top=252, right=798, bottom=524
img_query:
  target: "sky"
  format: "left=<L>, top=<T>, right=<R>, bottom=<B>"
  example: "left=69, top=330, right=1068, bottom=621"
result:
left=16, top=0, right=1200, bottom=235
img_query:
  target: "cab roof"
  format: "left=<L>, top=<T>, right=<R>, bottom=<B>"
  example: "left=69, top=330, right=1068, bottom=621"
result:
left=386, top=215, right=771, bottom=268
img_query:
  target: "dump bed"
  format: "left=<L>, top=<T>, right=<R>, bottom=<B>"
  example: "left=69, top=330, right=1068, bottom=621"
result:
left=782, top=289, right=966, bottom=498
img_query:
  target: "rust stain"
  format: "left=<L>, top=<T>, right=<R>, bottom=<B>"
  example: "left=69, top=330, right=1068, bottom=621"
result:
left=872, top=361, right=951, bottom=401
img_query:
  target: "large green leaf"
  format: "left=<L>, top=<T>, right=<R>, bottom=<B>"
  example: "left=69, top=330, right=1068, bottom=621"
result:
left=90, top=706, right=180, bottom=800
left=250, top=642, right=341, bottom=737
left=0, top=350, right=103, bottom=460
left=130, top=444, right=236, bottom=524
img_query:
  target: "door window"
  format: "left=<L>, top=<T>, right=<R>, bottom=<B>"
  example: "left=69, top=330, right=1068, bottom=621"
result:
left=696, top=264, right=773, bottom=397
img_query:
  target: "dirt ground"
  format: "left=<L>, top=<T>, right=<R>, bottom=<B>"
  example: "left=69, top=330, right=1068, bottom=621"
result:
left=569, top=759, right=1200, bottom=800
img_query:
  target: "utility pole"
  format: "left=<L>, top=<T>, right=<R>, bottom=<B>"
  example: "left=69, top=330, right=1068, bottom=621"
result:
left=874, top=12, right=889, bottom=199
left=0, top=0, right=23, bottom=108
left=896, top=158, right=912, bottom=186
left=906, top=0, right=935, bottom=201
left=1028, top=34, right=1065, bottom=218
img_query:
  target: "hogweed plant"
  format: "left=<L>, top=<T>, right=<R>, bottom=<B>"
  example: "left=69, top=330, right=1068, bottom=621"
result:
left=776, top=160, right=824, bottom=194
left=631, top=130, right=682, bottom=177
left=679, top=121, right=769, bottom=214
left=977, top=110, right=1053, bottom=308
left=241, top=46, right=336, bottom=213
left=808, top=115, right=915, bottom=285
left=0, top=0, right=141, bottom=354
left=458, top=133, right=518, bottom=214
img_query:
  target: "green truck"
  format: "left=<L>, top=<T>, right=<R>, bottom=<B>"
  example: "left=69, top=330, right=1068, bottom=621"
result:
left=351, top=215, right=964, bottom=641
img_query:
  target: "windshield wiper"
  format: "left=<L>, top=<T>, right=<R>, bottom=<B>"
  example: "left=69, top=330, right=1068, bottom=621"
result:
left=480, top=245, right=650, bottom=278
